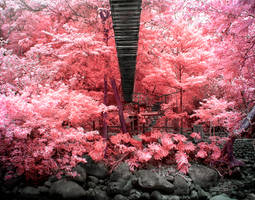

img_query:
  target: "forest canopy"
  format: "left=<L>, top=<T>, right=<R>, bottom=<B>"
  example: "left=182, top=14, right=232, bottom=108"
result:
left=0, top=0, right=254, bottom=181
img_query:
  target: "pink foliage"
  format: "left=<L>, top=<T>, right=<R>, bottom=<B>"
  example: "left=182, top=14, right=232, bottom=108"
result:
left=0, top=0, right=254, bottom=181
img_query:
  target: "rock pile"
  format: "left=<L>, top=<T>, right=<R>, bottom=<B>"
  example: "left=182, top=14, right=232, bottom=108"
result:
left=0, top=158, right=254, bottom=200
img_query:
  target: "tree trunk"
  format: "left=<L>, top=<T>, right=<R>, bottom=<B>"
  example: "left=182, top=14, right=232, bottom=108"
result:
left=102, top=75, right=108, bottom=139
left=180, top=88, right=183, bottom=134
left=222, top=105, right=255, bottom=166
left=110, top=78, right=127, bottom=133
left=179, top=66, right=183, bottom=134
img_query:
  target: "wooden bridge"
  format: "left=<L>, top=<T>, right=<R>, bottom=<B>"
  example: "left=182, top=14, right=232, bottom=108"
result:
left=109, top=0, right=142, bottom=103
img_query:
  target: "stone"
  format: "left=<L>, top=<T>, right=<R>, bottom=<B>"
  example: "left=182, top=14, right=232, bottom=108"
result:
left=110, top=162, right=132, bottom=181
left=151, top=191, right=164, bottom=200
left=195, top=185, right=211, bottom=200
left=151, top=191, right=180, bottom=200
left=190, top=190, right=199, bottom=200
left=44, top=181, right=52, bottom=187
left=245, top=193, right=255, bottom=200
left=69, top=165, right=87, bottom=183
left=189, top=165, right=218, bottom=189
left=93, top=188, right=110, bottom=200
left=210, top=194, right=237, bottom=200
left=129, top=189, right=142, bottom=200
left=88, top=176, right=99, bottom=184
left=107, top=163, right=135, bottom=196
left=168, top=196, right=181, bottom=200
left=50, top=179, right=86, bottom=199
left=38, top=186, right=49, bottom=194
left=20, top=186, right=40, bottom=198
left=82, top=156, right=108, bottom=179
left=173, top=174, right=190, bottom=195
left=113, top=194, right=129, bottom=200
left=88, top=181, right=96, bottom=188
left=107, top=178, right=133, bottom=196
left=141, top=192, right=150, bottom=200
left=136, top=170, right=174, bottom=194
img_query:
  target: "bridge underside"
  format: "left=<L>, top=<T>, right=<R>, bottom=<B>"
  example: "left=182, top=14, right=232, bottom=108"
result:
left=109, top=0, right=142, bottom=103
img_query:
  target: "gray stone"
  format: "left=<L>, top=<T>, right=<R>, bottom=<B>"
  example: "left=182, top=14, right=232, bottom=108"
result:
left=107, top=163, right=135, bottom=196
left=70, top=165, right=87, bottom=183
left=110, top=162, right=132, bottom=181
left=210, top=193, right=237, bottom=200
left=137, top=170, right=174, bottom=194
left=88, top=176, right=99, bottom=184
left=195, top=185, right=211, bottom=200
left=151, top=191, right=164, bottom=200
left=38, top=186, right=49, bottom=194
left=190, top=190, right=199, bottom=200
left=129, top=189, right=142, bottom=200
left=82, top=156, right=108, bottom=179
left=44, top=180, right=51, bottom=187
left=107, top=178, right=134, bottom=196
left=245, top=193, right=255, bottom=200
left=189, top=165, right=218, bottom=189
left=88, top=181, right=96, bottom=188
left=151, top=191, right=180, bottom=200
left=173, top=174, right=190, bottom=195
left=141, top=192, right=150, bottom=200
left=93, top=189, right=110, bottom=200
left=113, top=194, right=129, bottom=200
left=20, top=186, right=40, bottom=198
left=168, top=196, right=180, bottom=200
left=50, top=179, right=86, bottom=199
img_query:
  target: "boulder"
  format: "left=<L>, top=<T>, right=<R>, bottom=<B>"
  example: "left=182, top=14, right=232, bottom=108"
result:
left=82, top=156, right=108, bottom=179
left=245, top=193, right=255, bottom=200
left=110, top=162, right=132, bottom=181
left=107, top=162, right=135, bottom=196
left=173, top=174, right=190, bottom=195
left=38, top=186, right=49, bottom=194
left=20, top=186, right=40, bottom=198
left=210, top=193, right=237, bottom=200
left=151, top=191, right=180, bottom=200
left=69, top=165, right=87, bottom=183
left=107, top=178, right=133, bottom=196
left=136, top=170, right=174, bottom=194
left=189, top=165, right=218, bottom=189
left=129, top=189, right=142, bottom=200
left=93, top=188, right=110, bottom=200
left=50, top=179, right=86, bottom=199
left=113, top=194, right=129, bottom=200
left=141, top=192, right=150, bottom=200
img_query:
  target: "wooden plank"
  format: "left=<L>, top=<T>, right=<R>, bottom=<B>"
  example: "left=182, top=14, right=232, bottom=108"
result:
left=110, top=0, right=142, bottom=102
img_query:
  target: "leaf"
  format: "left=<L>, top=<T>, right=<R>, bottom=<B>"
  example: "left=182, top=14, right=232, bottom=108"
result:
left=173, top=134, right=187, bottom=142
left=196, top=149, right=207, bottom=159
left=161, top=133, right=176, bottom=151
left=136, top=149, right=152, bottom=162
left=175, top=151, right=190, bottom=174
left=190, top=132, right=201, bottom=140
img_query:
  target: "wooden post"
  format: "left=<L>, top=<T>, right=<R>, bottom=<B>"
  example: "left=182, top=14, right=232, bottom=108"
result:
left=92, top=121, right=96, bottom=131
left=165, top=118, right=168, bottom=132
left=102, top=75, right=108, bottom=139
left=110, top=78, right=127, bottom=133
left=99, top=9, right=110, bottom=139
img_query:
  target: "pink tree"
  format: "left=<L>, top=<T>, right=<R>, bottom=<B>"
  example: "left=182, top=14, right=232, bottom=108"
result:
left=135, top=3, right=212, bottom=131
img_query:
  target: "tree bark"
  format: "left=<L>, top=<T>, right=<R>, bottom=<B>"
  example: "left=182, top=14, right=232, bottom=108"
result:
left=222, top=105, right=255, bottom=166
left=102, top=75, right=108, bottom=139
left=110, top=78, right=127, bottom=133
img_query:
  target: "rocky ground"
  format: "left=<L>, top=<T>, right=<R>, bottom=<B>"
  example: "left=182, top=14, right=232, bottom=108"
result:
left=0, top=155, right=255, bottom=200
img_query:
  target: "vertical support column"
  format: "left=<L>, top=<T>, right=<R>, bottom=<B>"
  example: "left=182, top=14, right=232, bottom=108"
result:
left=102, top=75, right=108, bottom=139
left=110, top=78, right=127, bottom=133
